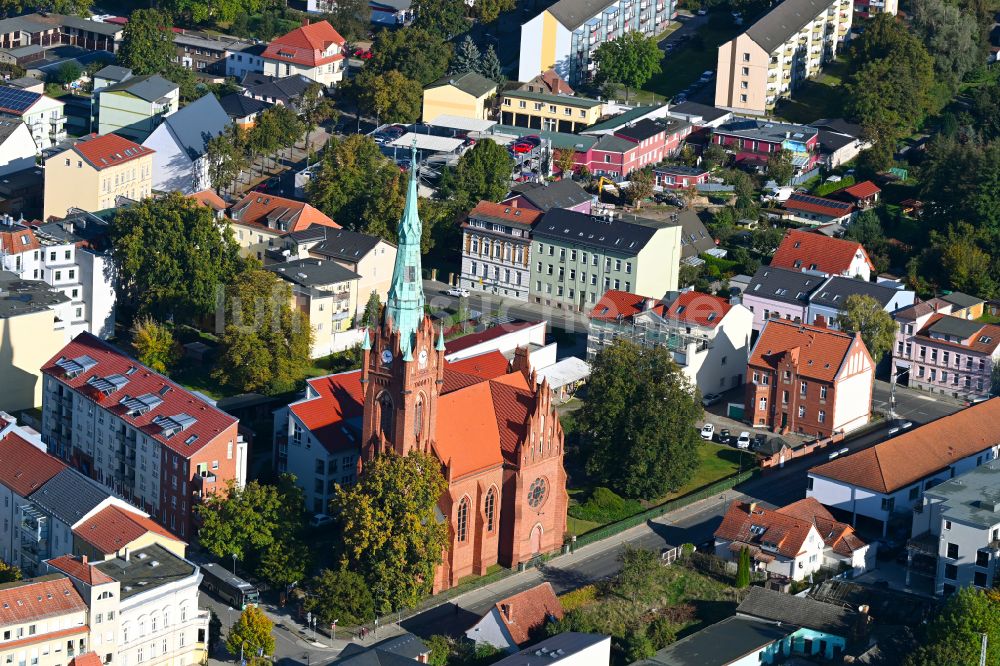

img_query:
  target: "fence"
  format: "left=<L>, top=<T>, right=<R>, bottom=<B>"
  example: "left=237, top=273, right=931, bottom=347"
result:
left=790, top=167, right=820, bottom=186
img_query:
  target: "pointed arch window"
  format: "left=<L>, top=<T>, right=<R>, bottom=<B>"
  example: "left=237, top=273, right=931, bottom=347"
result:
left=457, top=497, right=469, bottom=542
left=414, top=395, right=424, bottom=439
left=379, top=393, right=394, bottom=440
left=484, top=487, right=496, bottom=532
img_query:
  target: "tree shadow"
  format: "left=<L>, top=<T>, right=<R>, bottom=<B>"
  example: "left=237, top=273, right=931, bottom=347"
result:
left=400, top=602, right=481, bottom=639
left=646, top=513, right=725, bottom=550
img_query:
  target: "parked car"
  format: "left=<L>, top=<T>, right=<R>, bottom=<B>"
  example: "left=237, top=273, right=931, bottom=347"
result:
left=700, top=423, right=715, bottom=440
left=511, top=141, right=533, bottom=154
left=310, top=514, right=333, bottom=527
left=736, top=432, right=751, bottom=449
left=446, top=286, right=470, bottom=297
left=696, top=8, right=707, bottom=14
left=717, top=428, right=733, bottom=445
left=520, top=135, right=542, bottom=147
left=702, top=392, right=723, bottom=407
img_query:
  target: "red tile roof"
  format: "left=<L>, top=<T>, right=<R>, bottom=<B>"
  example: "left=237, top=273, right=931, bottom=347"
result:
left=435, top=381, right=507, bottom=478
left=840, top=181, right=880, bottom=200
left=0, top=430, right=66, bottom=497
left=589, top=290, right=665, bottom=321
left=0, top=578, right=87, bottom=625
left=466, top=201, right=542, bottom=227
left=73, top=505, right=184, bottom=555
left=492, top=583, right=563, bottom=646
left=46, top=556, right=115, bottom=586
left=70, top=654, right=104, bottom=666
left=41, top=332, right=238, bottom=458
left=446, top=351, right=512, bottom=380
left=230, top=192, right=339, bottom=233
left=70, top=133, right=154, bottom=171
left=188, top=189, right=227, bottom=211
left=749, top=319, right=864, bottom=383
left=589, top=289, right=731, bottom=328
left=444, top=322, right=541, bottom=355
left=810, top=398, right=1000, bottom=493
left=784, top=193, right=854, bottom=218
left=262, top=21, right=345, bottom=68
left=289, top=371, right=364, bottom=455
left=715, top=501, right=816, bottom=558
left=776, top=498, right=866, bottom=556
left=770, top=229, right=874, bottom=276
left=0, top=225, right=40, bottom=255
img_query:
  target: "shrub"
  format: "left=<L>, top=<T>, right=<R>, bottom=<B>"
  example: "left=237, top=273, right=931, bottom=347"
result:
left=559, top=585, right=598, bottom=612
left=568, top=487, right=643, bottom=523
left=648, top=616, right=677, bottom=649
left=814, top=175, right=855, bottom=197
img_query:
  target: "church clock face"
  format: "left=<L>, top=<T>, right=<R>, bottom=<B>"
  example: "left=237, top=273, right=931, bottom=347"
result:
left=418, top=348, right=428, bottom=368
left=527, top=477, right=548, bottom=509
left=381, top=349, right=393, bottom=365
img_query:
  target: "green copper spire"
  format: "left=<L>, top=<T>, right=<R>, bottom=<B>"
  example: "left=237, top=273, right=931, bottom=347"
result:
left=435, top=324, right=445, bottom=352
left=385, top=142, right=424, bottom=358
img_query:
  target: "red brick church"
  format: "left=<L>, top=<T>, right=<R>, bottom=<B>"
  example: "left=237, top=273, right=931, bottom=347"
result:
left=353, top=148, right=568, bottom=591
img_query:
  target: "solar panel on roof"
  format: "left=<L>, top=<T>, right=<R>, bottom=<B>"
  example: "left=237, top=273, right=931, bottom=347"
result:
left=56, top=354, right=98, bottom=377
left=0, top=86, right=41, bottom=114
left=87, top=374, right=129, bottom=395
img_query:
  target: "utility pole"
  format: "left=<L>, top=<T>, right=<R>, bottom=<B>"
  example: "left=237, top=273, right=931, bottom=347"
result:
left=980, top=633, right=988, bottom=666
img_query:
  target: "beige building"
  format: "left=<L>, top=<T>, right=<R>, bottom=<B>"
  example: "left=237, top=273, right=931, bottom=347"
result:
left=0, top=271, right=69, bottom=412
left=422, top=72, right=498, bottom=123
left=227, top=192, right=340, bottom=262
left=268, top=258, right=360, bottom=357
left=498, top=90, right=603, bottom=133
left=715, top=0, right=852, bottom=115
left=0, top=576, right=91, bottom=666
left=43, top=133, right=154, bottom=220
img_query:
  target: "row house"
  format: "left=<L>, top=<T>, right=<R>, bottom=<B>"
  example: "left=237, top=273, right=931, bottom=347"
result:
left=770, top=229, right=873, bottom=281
left=261, top=20, right=345, bottom=88
left=808, top=397, right=1000, bottom=536
left=529, top=208, right=681, bottom=312
left=582, top=119, right=675, bottom=178
left=0, top=214, right=117, bottom=340
left=893, top=301, right=1000, bottom=401
left=746, top=318, right=874, bottom=438
left=459, top=200, right=542, bottom=301
left=172, top=31, right=256, bottom=77
left=714, top=498, right=871, bottom=581
left=0, top=13, right=120, bottom=53
left=518, top=0, right=676, bottom=85
left=587, top=289, right=753, bottom=395
left=39, top=333, right=248, bottom=540
left=710, top=119, right=821, bottom=173
left=715, top=0, right=852, bottom=115
left=506, top=179, right=593, bottom=214
left=498, top=90, right=603, bottom=134
left=906, top=459, right=1000, bottom=596
left=653, top=165, right=710, bottom=190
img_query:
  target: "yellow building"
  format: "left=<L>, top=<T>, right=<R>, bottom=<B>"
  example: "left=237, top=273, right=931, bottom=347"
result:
left=422, top=71, right=498, bottom=123
left=0, top=271, right=69, bottom=412
left=43, top=133, right=154, bottom=220
left=268, top=258, right=360, bottom=358
left=0, top=577, right=91, bottom=666
left=498, top=90, right=603, bottom=133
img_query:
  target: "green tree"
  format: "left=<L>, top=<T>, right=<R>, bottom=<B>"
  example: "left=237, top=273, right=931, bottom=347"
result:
left=735, top=546, right=751, bottom=587
left=213, top=269, right=313, bottom=394
left=426, top=635, right=451, bottom=666
left=581, top=340, right=702, bottom=499
left=970, top=80, right=1000, bottom=141
left=332, top=450, right=449, bottom=615
left=450, top=35, right=481, bottom=74
left=473, top=0, right=514, bottom=23
left=118, top=9, right=175, bottom=76
left=322, top=0, right=369, bottom=41
left=50, top=61, right=81, bottom=86
left=905, top=588, right=1000, bottom=666
left=0, top=560, right=21, bottom=584
left=258, top=539, right=309, bottom=590
left=301, top=82, right=336, bottom=161
left=751, top=225, right=783, bottom=256
left=357, top=69, right=423, bottom=124
left=369, top=27, right=452, bottom=85
left=130, top=317, right=179, bottom=373
left=413, top=0, right=468, bottom=39
left=206, top=125, right=248, bottom=196
left=623, top=168, right=654, bottom=208
left=592, top=31, right=662, bottom=102
left=911, top=0, right=982, bottom=90
left=765, top=149, right=794, bottom=186
left=837, top=294, right=898, bottom=364
left=450, top=139, right=512, bottom=208
left=702, top=143, right=728, bottom=170
left=624, top=629, right=655, bottom=662
left=478, top=45, right=503, bottom=84
left=617, top=545, right=659, bottom=602
left=845, top=209, right=889, bottom=273
left=304, top=569, right=375, bottom=627
left=196, top=480, right=285, bottom=563
left=939, top=225, right=995, bottom=298
left=362, top=291, right=382, bottom=328
left=226, top=606, right=275, bottom=660
left=110, top=193, right=242, bottom=323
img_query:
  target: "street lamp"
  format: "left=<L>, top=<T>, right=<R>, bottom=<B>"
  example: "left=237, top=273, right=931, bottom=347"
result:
left=231, top=553, right=238, bottom=575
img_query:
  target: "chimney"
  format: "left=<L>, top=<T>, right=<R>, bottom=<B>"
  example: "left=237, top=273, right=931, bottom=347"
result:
left=512, top=345, right=531, bottom=379
left=123, top=548, right=130, bottom=562
left=644, top=298, right=657, bottom=311
left=748, top=502, right=758, bottom=513
left=301, top=17, right=311, bottom=26
left=813, top=314, right=827, bottom=329
left=80, top=555, right=88, bottom=565
left=501, top=603, right=512, bottom=622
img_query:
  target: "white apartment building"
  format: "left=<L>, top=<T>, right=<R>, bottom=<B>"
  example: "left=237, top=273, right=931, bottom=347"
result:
left=459, top=201, right=542, bottom=301
left=0, top=216, right=116, bottom=339
left=0, top=85, right=66, bottom=150
left=261, top=21, right=345, bottom=87
left=0, top=119, right=37, bottom=176
left=518, top=0, right=676, bottom=85
left=907, top=459, right=1000, bottom=596
left=715, top=0, right=852, bottom=115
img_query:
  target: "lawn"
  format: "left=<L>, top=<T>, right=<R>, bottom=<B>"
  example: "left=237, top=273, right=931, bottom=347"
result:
left=641, top=20, right=747, bottom=101
left=772, top=58, right=848, bottom=124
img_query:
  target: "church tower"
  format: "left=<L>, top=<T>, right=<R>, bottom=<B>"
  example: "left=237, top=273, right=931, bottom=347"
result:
left=360, top=145, right=446, bottom=460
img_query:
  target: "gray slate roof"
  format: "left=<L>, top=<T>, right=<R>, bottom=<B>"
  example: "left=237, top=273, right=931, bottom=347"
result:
left=93, top=65, right=131, bottom=83
left=0, top=271, right=69, bottom=319
left=427, top=71, right=497, bottom=98
left=745, top=0, right=838, bottom=53
left=635, top=616, right=793, bottom=666
left=268, top=258, right=361, bottom=288
left=161, top=93, right=229, bottom=160
left=677, top=210, right=715, bottom=259
left=747, top=266, right=825, bottom=305
left=737, top=586, right=859, bottom=636
left=29, top=468, right=111, bottom=526
left=532, top=208, right=659, bottom=255
left=510, top=179, right=591, bottom=211
left=810, top=276, right=902, bottom=309
left=668, top=101, right=732, bottom=123
left=492, top=633, right=608, bottom=664
left=546, top=0, right=619, bottom=30
left=716, top=118, right=817, bottom=144
left=592, top=133, right=635, bottom=153
left=218, top=93, right=271, bottom=119
left=100, top=74, right=177, bottom=102
left=95, top=544, right=196, bottom=600
left=0, top=15, right=52, bottom=35
left=941, top=291, right=983, bottom=309
left=926, top=315, right=985, bottom=340
left=0, top=118, right=25, bottom=142
left=584, top=104, right=665, bottom=133
left=311, top=228, right=387, bottom=262
left=240, top=73, right=312, bottom=104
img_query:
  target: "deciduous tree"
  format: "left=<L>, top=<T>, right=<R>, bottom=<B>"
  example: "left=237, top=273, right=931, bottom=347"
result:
left=304, top=570, right=374, bottom=626
left=332, top=451, right=449, bottom=614
left=196, top=480, right=286, bottom=563
left=593, top=32, right=662, bottom=102
left=472, top=0, right=515, bottom=23
left=413, top=0, right=468, bottom=39
left=911, top=0, right=982, bottom=90
left=449, top=139, right=512, bottom=208
left=369, top=27, right=452, bottom=85
left=130, top=317, right=179, bottom=373
left=581, top=340, right=702, bottom=499
left=623, top=168, right=654, bottom=208
left=118, top=9, right=175, bottom=76
left=213, top=269, right=313, bottom=394
left=0, top=560, right=21, bottom=584
left=226, top=606, right=275, bottom=660
left=837, top=294, right=898, bottom=364
left=765, top=148, right=794, bottom=186
left=206, top=125, right=248, bottom=196
left=905, top=588, right=1000, bottom=666
left=555, top=148, right=577, bottom=176
left=357, top=70, right=423, bottom=124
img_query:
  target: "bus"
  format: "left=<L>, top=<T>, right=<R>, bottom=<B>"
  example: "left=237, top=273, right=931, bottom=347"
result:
left=200, top=562, right=260, bottom=609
